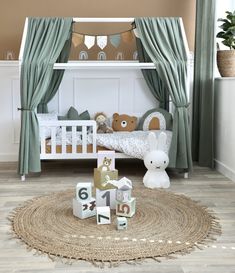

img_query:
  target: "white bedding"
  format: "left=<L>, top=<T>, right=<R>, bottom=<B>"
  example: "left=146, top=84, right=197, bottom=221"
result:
left=47, top=130, right=172, bottom=160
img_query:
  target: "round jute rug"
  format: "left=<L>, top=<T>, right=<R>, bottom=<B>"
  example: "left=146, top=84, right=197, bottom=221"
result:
left=10, top=187, right=221, bottom=265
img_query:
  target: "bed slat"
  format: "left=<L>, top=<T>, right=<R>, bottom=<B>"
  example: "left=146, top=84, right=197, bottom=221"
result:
left=40, top=127, right=46, bottom=155
left=51, top=127, right=56, bottom=154
left=62, top=126, right=66, bottom=154
left=72, top=126, right=77, bottom=154
left=82, top=126, right=87, bottom=153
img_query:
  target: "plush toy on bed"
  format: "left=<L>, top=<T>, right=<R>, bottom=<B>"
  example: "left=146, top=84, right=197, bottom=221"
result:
left=143, top=132, right=170, bottom=189
left=94, top=112, right=113, bottom=134
left=112, top=113, right=137, bottom=132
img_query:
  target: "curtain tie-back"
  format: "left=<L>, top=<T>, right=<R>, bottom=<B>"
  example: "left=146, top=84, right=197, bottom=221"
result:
left=17, top=108, right=33, bottom=111
left=175, top=103, right=190, bottom=108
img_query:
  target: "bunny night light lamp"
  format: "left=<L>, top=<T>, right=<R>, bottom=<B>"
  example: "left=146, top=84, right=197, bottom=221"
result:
left=143, top=132, right=170, bottom=189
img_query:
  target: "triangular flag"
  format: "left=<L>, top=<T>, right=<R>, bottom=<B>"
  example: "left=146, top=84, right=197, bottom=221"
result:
left=72, top=33, right=83, bottom=47
left=84, top=35, right=95, bottom=49
left=109, top=34, right=121, bottom=48
left=133, top=28, right=140, bottom=38
left=122, top=31, right=134, bottom=43
left=97, top=36, right=108, bottom=50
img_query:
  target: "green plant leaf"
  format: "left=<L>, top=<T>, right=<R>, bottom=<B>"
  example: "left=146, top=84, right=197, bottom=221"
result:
left=228, top=26, right=235, bottom=31
left=226, top=11, right=232, bottom=16
left=217, top=18, right=229, bottom=23
left=219, top=22, right=232, bottom=31
left=216, top=31, right=225, bottom=38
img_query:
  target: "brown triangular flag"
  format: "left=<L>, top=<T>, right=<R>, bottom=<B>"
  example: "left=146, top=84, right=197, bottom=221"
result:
left=72, top=33, right=83, bottom=47
left=121, top=31, right=134, bottom=43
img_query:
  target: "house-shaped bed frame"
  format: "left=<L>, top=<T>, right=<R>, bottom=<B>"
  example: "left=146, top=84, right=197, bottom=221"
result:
left=18, top=17, right=192, bottom=181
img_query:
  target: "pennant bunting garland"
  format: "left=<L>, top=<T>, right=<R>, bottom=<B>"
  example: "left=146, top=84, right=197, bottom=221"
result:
left=73, top=28, right=136, bottom=49
left=84, top=35, right=95, bottom=49
left=121, top=31, right=134, bottom=43
left=72, top=33, right=83, bottom=47
left=97, top=36, right=108, bottom=50
left=109, top=34, right=121, bottom=48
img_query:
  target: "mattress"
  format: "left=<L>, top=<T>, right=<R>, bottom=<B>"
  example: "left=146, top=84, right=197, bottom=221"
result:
left=45, top=130, right=172, bottom=159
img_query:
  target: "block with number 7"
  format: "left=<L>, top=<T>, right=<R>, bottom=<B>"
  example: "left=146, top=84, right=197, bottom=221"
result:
left=116, top=197, right=136, bottom=218
left=96, top=206, right=111, bottom=225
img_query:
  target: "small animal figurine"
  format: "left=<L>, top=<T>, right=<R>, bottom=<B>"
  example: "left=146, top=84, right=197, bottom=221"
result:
left=98, top=157, right=112, bottom=172
left=143, top=132, right=170, bottom=189
left=94, top=112, right=113, bottom=134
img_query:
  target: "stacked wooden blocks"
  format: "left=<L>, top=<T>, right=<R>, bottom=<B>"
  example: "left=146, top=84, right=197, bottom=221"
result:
left=72, top=151, right=136, bottom=229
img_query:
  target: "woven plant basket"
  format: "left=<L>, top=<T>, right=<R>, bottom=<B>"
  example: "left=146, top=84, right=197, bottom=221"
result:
left=217, top=50, right=235, bottom=77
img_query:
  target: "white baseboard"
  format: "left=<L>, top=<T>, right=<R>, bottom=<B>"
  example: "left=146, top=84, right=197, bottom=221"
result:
left=0, top=153, right=18, bottom=162
left=214, top=159, right=235, bottom=182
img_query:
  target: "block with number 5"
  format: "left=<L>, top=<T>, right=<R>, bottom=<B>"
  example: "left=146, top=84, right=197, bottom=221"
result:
left=73, top=198, right=96, bottom=219
left=96, top=206, right=111, bottom=225
left=116, top=197, right=136, bottom=218
left=76, top=182, right=92, bottom=202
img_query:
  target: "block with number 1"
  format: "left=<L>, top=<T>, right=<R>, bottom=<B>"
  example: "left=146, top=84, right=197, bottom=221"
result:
left=96, top=188, right=116, bottom=209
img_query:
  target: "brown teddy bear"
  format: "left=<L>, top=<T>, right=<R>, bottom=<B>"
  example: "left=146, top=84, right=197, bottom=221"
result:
left=94, top=112, right=113, bottom=134
left=112, top=113, right=137, bottom=132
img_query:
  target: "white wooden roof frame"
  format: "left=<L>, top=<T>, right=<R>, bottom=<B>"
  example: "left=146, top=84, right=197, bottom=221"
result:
left=19, top=17, right=190, bottom=70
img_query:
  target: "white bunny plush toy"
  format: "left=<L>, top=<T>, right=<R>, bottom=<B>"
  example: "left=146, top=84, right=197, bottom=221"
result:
left=143, top=132, right=170, bottom=189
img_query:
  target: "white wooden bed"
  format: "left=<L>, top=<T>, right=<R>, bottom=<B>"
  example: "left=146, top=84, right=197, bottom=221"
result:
left=39, top=120, right=131, bottom=160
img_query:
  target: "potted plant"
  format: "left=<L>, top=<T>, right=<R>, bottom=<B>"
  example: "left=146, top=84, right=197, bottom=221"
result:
left=216, top=11, right=235, bottom=77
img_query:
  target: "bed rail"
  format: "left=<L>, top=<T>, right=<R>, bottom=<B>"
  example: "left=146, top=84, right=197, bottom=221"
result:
left=39, top=120, right=97, bottom=159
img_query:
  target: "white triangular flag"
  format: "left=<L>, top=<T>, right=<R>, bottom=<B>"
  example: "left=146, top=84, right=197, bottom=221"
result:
left=97, top=36, right=108, bottom=50
left=84, top=35, right=95, bottom=49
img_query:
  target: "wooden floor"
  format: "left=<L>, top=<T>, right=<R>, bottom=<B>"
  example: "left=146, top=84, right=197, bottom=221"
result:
left=0, top=160, right=235, bottom=273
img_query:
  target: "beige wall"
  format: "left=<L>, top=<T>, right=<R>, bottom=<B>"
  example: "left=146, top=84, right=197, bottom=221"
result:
left=0, top=0, right=196, bottom=60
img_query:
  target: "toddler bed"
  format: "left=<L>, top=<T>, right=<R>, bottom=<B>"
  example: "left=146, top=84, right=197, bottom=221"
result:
left=41, top=120, right=172, bottom=160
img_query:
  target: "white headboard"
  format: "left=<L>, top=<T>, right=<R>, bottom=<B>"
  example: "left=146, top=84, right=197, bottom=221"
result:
left=48, top=69, right=159, bottom=118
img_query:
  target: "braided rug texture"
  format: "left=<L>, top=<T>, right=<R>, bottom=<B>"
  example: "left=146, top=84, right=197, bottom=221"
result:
left=10, top=187, right=221, bottom=265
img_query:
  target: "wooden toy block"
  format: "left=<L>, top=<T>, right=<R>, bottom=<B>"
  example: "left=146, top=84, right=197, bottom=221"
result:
left=116, top=217, right=128, bottom=230
left=97, top=151, right=115, bottom=171
left=94, top=168, right=118, bottom=190
left=76, top=182, right=92, bottom=202
left=96, top=206, right=111, bottom=225
left=116, top=188, right=132, bottom=203
left=116, top=197, right=136, bottom=218
left=73, top=197, right=96, bottom=219
left=96, top=188, right=116, bottom=209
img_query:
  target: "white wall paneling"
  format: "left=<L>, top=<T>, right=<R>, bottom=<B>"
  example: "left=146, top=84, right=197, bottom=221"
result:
left=47, top=69, right=155, bottom=118
left=0, top=62, right=20, bottom=161
left=214, top=78, right=235, bottom=182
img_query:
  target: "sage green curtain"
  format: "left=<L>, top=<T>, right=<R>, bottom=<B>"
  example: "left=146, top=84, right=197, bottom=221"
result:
left=192, top=0, right=216, bottom=167
left=37, top=37, right=71, bottom=113
left=18, top=17, right=73, bottom=175
left=136, top=38, right=169, bottom=111
left=135, top=17, right=193, bottom=170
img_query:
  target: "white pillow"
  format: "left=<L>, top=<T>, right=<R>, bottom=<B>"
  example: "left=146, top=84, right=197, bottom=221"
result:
left=37, top=113, right=58, bottom=139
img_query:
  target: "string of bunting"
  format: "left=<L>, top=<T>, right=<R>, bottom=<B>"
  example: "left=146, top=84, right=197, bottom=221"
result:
left=72, top=27, right=138, bottom=50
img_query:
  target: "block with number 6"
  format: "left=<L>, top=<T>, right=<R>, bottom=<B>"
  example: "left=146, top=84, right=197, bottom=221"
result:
left=96, top=188, right=116, bottom=209
left=96, top=206, right=111, bottom=225
left=73, top=198, right=96, bottom=219
left=116, top=197, right=136, bottom=218
left=76, top=182, right=92, bottom=202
